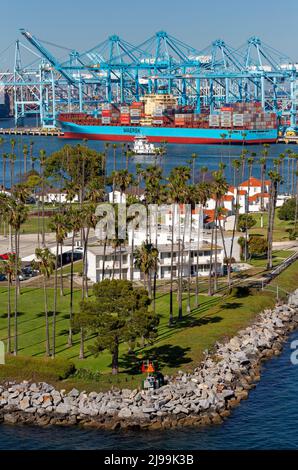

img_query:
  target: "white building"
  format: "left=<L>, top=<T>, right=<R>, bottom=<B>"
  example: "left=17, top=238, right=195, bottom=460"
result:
left=87, top=204, right=240, bottom=283
left=108, top=188, right=145, bottom=204
left=87, top=241, right=225, bottom=283
left=36, top=189, right=79, bottom=204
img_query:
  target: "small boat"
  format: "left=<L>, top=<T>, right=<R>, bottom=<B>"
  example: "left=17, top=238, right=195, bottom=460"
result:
left=132, top=136, right=157, bottom=155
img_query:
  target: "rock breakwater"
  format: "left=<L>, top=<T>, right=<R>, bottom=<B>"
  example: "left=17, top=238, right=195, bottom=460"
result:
left=1, top=290, right=298, bottom=431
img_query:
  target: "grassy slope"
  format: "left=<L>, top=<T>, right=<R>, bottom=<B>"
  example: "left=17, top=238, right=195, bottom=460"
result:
left=1, top=260, right=298, bottom=391
left=249, top=210, right=295, bottom=242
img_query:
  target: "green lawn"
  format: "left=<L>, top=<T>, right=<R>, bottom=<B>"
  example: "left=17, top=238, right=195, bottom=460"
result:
left=1, top=260, right=298, bottom=391
left=248, top=250, right=293, bottom=269
left=0, top=217, right=52, bottom=235
left=249, top=210, right=295, bottom=242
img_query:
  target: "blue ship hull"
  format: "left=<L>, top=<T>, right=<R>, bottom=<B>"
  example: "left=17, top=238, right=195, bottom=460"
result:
left=60, top=121, right=278, bottom=144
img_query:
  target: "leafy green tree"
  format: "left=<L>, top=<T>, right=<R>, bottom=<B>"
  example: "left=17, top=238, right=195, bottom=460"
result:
left=278, top=198, right=296, bottom=221
left=249, top=236, right=268, bottom=258
left=237, top=214, right=257, bottom=232
left=45, top=144, right=104, bottom=204
left=74, top=280, right=158, bottom=374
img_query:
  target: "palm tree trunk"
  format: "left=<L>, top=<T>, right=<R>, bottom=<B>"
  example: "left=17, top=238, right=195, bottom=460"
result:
left=130, top=228, right=134, bottom=282
left=169, top=205, right=175, bottom=326
left=267, top=182, right=278, bottom=270
left=79, top=327, right=84, bottom=359
left=41, top=173, right=45, bottom=246
left=60, top=243, right=64, bottom=296
left=112, top=339, right=119, bottom=375
left=147, top=272, right=152, bottom=299
left=177, top=237, right=183, bottom=321
left=195, top=206, right=201, bottom=308
left=102, top=237, right=107, bottom=280
left=68, top=232, right=75, bottom=347
left=44, top=276, right=50, bottom=356
left=214, top=204, right=218, bottom=294
left=208, top=223, right=215, bottom=296
left=7, top=277, right=11, bottom=353
left=119, top=242, right=122, bottom=280
left=13, top=231, right=18, bottom=356
left=82, top=227, right=90, bottom=297
left=52, top=242, right=59, bottom=358
left=112, top=244, right=116, bottom=279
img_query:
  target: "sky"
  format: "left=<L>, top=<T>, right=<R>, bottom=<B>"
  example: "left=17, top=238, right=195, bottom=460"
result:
left=0, top=0, right=297, bottom=66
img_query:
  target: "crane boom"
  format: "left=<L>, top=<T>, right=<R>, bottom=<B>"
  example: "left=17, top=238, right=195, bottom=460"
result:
left=20, top=28, right=77, bottom=85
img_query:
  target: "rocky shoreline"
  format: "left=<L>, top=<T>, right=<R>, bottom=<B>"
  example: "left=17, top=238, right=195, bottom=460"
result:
left=1, top=289, right=298, bottom=431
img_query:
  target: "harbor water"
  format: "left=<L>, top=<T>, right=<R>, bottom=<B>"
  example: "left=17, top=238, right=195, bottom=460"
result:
left=0, top=118, right=297, bottom=191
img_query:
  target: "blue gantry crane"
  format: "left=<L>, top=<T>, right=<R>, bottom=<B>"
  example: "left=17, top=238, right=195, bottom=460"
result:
left=0, top=29, right=296, bottom=127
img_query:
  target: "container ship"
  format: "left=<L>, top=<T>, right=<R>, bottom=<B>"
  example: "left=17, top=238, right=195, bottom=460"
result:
left=58, top=94, right=278, bottom=145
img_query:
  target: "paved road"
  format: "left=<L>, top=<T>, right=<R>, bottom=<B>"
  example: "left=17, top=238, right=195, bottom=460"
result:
left=0, top=233, right=56, bottom=259
left=272, top=240, right=298, bottom=251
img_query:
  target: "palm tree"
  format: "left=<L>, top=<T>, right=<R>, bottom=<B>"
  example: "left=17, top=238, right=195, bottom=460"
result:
left=168, top=166, right=191, bottom=322
left=240, top=149, right=248, bottom=180
left=286, top=149, right=293, bottom=195
left=142, top=166, right=167, bottom=308
left=6, top=198, right=28, bottom=355
left=23, top=144, right=28, bottom=176
left=49, top=211, right=70, bottom=358
left=125, top=150, right=134, bottom=171
left=208, top=170, right=229, bottom=295
left=228, top=159, right=241, bottom=291
left=267, top=170, right=283, bottom=270
left=244, top=155, right=255, bottom=261
left=294, top=168, right=298, bottom=232
left=0, top=253, right=18, bottom=353
left=135, top=163, right=143, bottom=196
left=113, top=169, right=133, bottom=203
left=67, top=208, right=82, bottom=346
left=200, top=166, right=208, bottom=183
left=134, top=242, right=159, bottom=301
left=2, top=153, right=8, bottom=191
left=103, top=142, right=110, bottom=181
left=0, top=137, right=5, bottom=188
left=220, top=133, right=227, bottom=161
left=33, top=248, right=55, bottom=356
left=193, top=181, right=211, bottom=306
left=29, top=140, right=35, bottom=170
left=190, top=153, right=198, bottom=184
left=39, top=150, right=47, bottom=246
left=9, top=153, right=16, bottom=190
left=112, top=143, right=118, bottom=172
left=259, top=156, right=267, bottom=229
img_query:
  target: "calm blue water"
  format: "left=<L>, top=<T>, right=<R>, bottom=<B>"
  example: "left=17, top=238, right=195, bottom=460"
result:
left=0, top=329, right=297, bottom=450
left=0, top=117, right=296, bottom=192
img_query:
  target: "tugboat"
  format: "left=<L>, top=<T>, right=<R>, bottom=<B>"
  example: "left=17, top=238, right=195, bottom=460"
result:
left=132, top=135, right=157, bottom=155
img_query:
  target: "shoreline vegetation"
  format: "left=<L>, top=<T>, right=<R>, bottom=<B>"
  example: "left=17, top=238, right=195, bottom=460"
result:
left=0, top=287, right=297, bottom=431
left=0, top=259, right=297, bottom=392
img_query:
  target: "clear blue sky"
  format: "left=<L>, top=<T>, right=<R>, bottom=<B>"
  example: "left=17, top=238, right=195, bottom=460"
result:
left=1, top=0, right=297, bottom=63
